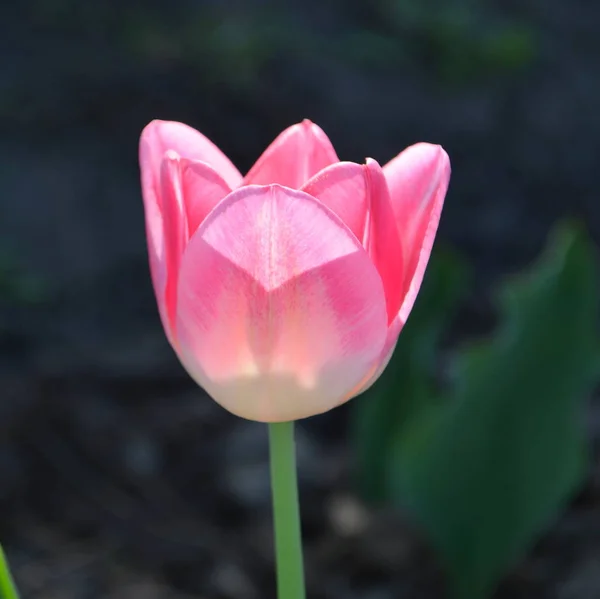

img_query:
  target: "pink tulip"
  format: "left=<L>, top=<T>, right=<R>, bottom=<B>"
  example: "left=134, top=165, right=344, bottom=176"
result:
left=139, top=119, right=450, bottom=422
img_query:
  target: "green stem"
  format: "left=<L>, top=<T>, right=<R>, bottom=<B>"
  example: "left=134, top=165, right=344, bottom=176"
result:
left=268, top=421, right=306, bottom=599
left=0, top=545, right=19, bottom=599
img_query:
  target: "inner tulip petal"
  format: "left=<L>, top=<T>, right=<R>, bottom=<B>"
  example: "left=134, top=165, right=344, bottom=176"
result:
left=159, top=151, right=189, bottom=340
left=244, top=120, right=339, bottom=189
left=180, top=158, right=232, bottom=236
left=141, top=120, right=243, bottom=189
left=305, top=160, right=404, bottom=324
left=362, top=159, right=405, bottom=324
left=175, top=185, right=388, bottom=422
left=302, top=161, right=369, bottom=241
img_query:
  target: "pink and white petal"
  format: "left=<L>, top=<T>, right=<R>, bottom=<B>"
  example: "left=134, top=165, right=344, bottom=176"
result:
left=180, top=158, right=232, bottom=235
left=302, top=161, right=369, bottom=241
left=141, top=120, right=243, bottom=189
left=156, top=151, right=189, bottom=343
left=175, top=184, right=388, bottom=422
left=383, top=143, right=450, bottom=321
left=244, top=120, right=339, bottom=189
left=305, top=160, right=404, bottom=325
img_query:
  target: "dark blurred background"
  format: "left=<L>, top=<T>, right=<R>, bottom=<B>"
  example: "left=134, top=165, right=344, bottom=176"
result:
left=0, top=1, right=599, bottom=598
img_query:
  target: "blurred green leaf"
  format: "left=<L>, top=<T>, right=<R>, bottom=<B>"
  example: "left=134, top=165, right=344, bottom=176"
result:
left=0, top=546, right=19, bottom=599
left=333, top=31, right=408, bottom=70
left=390, top=223, right=598, bottom=599
left=482, top=25, right=537, bottom=72
left=0, top=249, right=48, bottom=305
left=352, top=248, right=468, bottom=502
left=373, top=0, right=537, bottom=83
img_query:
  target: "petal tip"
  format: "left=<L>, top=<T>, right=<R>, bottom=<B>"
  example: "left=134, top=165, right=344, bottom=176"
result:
left=140, top=119, right=179, bottom=142
left=416, top=142, right=451, bottom=169
left=164, top=148, right=181, bottom=162
left=365, top=157, right=383, bottom=171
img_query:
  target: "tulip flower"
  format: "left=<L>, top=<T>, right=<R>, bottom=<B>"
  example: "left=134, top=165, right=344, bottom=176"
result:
left=139, top=119, right=450, bottom=423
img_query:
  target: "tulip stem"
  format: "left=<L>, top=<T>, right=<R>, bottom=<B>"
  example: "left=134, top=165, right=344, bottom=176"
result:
left=268, top=421, right=306, bottom=599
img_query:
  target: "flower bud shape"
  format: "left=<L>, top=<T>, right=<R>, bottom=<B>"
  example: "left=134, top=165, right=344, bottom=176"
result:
left=139, top=119, right=450, bottom=422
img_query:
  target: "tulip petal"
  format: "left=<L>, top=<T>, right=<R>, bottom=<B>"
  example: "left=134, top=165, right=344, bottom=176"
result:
left=304, top=160, right=404, bottom=324
left=139, top=120, right=241, bottom=325
left=139, top=149, right=188, bottom=343
left=175, top=185, right=388, bottom=422
left=140, top=120, right=243, bottom=189
left=302, top=161, right=369, bottom=241
left=140, top=146, right=167, bottom=329
left=180, top=158, right=232, bottom=235
left=159, top=151, right=189, bottom=340
left=348, top=340, right=398, bottom=399
left=350, top=145, right=451, bottom=400
left=244, top=120, right=339, bottom=189
left=345, top=143, right=452, bottom=399
left=383, top=143, right=450, bottom=324
left=362, top=159, right=405, bottom=324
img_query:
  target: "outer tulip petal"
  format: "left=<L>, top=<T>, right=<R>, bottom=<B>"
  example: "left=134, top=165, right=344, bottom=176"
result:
left=140, top=143, right=167, bottom=329
left=383, top=143, right=450, bottom=324
left=244, top=120, right=339, bottom=189
left=348, top=339, right=398, bottom=399
left=180, top=158, right=232, bottom=236
left=139, top=120, right=242, bottom=323
left=175, top=185, right=388, bottom=422
left=350, top=145, right=451, bottom=399
left=345, top=144, right=451, bottom=399
left=140, top=120, right=243, bottom=189
left=304, top=160, right=404, bottom=324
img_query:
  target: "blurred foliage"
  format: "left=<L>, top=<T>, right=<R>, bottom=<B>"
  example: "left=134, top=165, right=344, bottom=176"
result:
left=27, top=0, right=537, bottom=89
left=352, top=222, right=599, bottom=598
left=0, top=249, right=47, bottom=307
left=121, top=9, right=277, bottom=91
left=352, top=248, right=468, bottom=503
left=0, top=545, right=18, bottom=599
left=373, top=0, right=538, bottom=82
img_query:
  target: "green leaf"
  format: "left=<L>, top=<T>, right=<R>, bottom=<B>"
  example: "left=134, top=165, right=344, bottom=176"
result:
left=390, top=222, right=598, bottom=599
left=0, top=545, right=19, bottom=599
left=351, top=248, right=468, bottom=502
